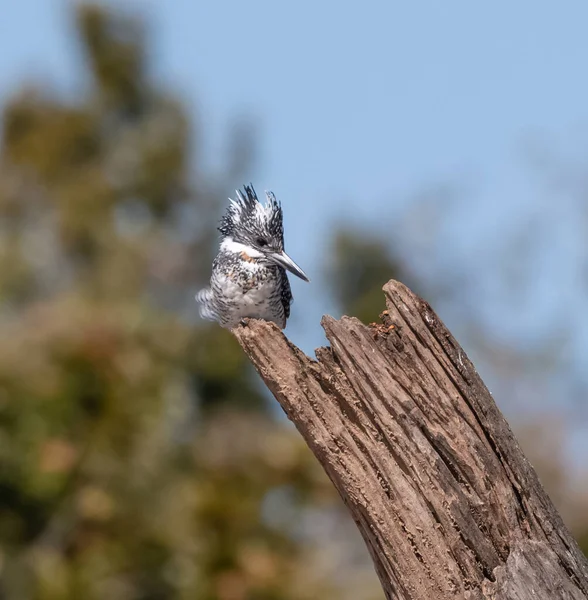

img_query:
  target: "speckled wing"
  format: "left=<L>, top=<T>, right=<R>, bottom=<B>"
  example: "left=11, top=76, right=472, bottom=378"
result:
left=280, top=270, right=293, bottom=321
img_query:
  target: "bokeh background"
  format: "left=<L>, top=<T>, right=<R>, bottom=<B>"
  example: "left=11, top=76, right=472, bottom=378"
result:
left=0, top=1, right=587, bottom=599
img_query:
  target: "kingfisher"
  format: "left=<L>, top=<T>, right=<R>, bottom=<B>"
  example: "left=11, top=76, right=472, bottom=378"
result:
left=196, top=184, right=309, bottom=330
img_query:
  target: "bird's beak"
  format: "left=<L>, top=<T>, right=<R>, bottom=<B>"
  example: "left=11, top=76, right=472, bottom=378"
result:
left=269, top=251, right=310, bottom=282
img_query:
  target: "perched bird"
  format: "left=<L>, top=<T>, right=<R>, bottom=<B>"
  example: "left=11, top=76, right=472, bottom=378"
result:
left=196, top=185, right=309, bottom=329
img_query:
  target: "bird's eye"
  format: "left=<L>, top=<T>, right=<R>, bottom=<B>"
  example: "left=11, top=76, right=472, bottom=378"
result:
left=256, top=237, right=268, bottom=247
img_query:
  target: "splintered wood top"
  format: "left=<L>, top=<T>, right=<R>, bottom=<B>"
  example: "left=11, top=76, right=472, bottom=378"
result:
left=233, top=279, right=588, bottom=600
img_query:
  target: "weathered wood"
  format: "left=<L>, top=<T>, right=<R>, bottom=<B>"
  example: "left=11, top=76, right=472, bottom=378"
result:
left=232, top=280, right=588, bottom=600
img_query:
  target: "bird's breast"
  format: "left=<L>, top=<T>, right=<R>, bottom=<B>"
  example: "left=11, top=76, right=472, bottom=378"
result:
left=215, top=262, right=279, bottom=302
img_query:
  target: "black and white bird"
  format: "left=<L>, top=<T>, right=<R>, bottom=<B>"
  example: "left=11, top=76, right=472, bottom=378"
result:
left=196, top=185, right=309, bottom=329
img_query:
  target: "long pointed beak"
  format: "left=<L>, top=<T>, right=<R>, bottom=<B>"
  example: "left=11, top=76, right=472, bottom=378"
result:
left=269, top=251, right=310, bottom=282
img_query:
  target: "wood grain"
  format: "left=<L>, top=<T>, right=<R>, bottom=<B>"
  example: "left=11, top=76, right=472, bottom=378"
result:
left=232, top=280, right=588, bottom=600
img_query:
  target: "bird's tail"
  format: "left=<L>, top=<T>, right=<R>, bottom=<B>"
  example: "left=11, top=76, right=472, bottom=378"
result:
left=195, top=287, right=218, bottom=322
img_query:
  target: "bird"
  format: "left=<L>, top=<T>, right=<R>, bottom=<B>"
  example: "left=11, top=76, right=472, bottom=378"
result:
left=196, top=184, right=309, bottom=330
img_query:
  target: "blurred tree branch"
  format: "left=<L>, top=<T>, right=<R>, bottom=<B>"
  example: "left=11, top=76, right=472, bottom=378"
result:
left=233, top=279, right=588, bottom=600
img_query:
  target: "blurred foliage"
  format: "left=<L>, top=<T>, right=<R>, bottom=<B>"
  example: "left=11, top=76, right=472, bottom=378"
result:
left=0, top=5, right=382, bottom=599
left=328, top=231, right=402, bottom=325
left=327, top=228, right=422, bottom=325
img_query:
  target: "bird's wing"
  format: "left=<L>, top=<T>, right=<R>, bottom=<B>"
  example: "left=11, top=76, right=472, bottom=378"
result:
left=280, top=271, right=293, bottom=320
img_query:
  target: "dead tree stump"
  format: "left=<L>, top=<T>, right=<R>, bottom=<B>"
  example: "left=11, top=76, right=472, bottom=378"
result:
left=232, top=280, right=588, bottom=600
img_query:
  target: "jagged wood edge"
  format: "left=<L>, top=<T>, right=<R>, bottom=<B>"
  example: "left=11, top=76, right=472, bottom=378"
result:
left=232, top=279, right=588, bottom=600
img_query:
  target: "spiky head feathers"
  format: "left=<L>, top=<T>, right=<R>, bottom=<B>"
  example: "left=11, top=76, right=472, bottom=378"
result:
left=218, top=185, right=285, bottom=250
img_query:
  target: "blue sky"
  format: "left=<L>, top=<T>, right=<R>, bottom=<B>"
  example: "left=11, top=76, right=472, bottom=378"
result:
left=2, top=1, right=588, bottom=461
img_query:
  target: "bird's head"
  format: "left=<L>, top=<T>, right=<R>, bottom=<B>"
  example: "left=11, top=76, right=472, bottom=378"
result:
left=218, top=185, right=309, bottom=282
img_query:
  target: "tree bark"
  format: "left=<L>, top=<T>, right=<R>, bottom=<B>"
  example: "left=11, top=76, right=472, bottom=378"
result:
left=232, top=280, right=588, bottom=600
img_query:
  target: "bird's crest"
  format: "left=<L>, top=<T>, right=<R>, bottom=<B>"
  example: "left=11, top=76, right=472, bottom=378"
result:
left=218, top=184, right=284, bottom=242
